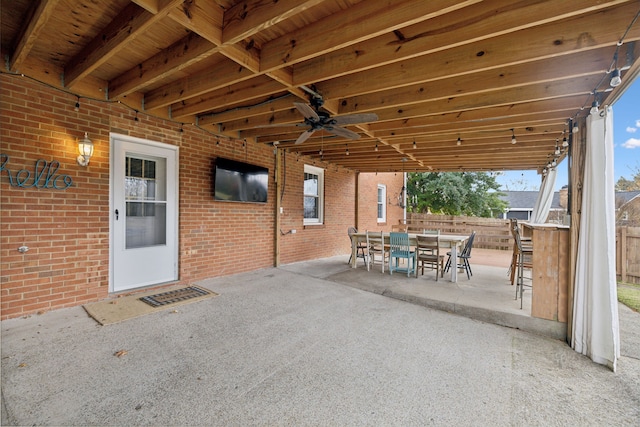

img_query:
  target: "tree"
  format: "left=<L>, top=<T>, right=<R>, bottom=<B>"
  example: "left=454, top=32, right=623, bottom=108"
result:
left=615, top=164, right=640, bottom=191
left=407, top=171, right=507, bottom=217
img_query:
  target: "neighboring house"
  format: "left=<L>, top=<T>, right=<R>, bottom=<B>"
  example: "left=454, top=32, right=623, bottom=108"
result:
left=498, top=190, right=565, bottom=223
left=616, top=191, right=640, bottom=226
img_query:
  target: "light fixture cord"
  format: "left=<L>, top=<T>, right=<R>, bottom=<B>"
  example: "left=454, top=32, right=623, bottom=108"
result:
left=572, top=6, right=640, bottom=122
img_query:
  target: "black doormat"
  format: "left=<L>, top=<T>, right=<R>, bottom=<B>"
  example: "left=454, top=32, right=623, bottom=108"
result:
left=139, top=286, right=211, bottom=307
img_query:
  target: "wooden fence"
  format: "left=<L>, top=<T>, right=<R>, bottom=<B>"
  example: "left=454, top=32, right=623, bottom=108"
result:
left=405, top=213, right=512, bottom=250
left=406, top=215, right=640, bottom=283
left=616, top=227, right=640, bottom=284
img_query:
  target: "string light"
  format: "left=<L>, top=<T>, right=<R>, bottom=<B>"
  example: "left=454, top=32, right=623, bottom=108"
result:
left=610, top=68, right=621, bottom=87
left=74, top=96, right=80, bottom=112
left=510, top=129, right=516, bottom=144
left=457, top=137, right=461, bottom=146
left=375, top=142, right=378, bottom=152
left=412, top=139, right=416, bottom=149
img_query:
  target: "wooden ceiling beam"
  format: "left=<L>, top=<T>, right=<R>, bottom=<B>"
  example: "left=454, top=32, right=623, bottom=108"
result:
left=170, top=76, right=286, bottom=119
left=260, top=0, right=480, bottom=72
left=108, top=32, right=216, bottom=99
left=339, top=47, right=618, bottom=114
left=63, top=0, right=184, bottom=88
left=293, top=0, right=629, bottom=86
left=198, top=96, right=296, bottom=126
left=144, top=58, right=256, bottom=110
left=313, top=2, right=640, bottom=99
left=8, top=0, right=60, bottom=72
left=369, top=75, right=603, bottom=123
left=367, top=97, right=585, bottom=132
left=222, top=0, right=325, bottom=45
left=373, top=118, right=568, bottom=139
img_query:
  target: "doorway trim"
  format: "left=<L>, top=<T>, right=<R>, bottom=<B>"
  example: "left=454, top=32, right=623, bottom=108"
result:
left=109, top=133, right=179, bottom=293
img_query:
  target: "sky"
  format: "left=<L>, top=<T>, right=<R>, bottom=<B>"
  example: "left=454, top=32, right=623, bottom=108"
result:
left=496, top=76, right=640, bottom=191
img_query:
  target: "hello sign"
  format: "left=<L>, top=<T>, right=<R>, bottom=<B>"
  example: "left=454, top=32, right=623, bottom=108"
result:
left=0, top=154, right=73, bottom=190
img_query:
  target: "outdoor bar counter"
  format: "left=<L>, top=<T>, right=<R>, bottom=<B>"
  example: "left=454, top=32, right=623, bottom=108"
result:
left=522, top=223, right=570, bottom=322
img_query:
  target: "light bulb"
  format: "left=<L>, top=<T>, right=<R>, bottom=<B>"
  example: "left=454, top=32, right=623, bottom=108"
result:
left=610, top=69, right=621, bottom=87
left=590, top=101, right=599, bottom=115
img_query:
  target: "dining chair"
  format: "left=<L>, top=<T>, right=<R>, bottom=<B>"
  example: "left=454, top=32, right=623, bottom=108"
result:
left=389, top=232, right=416, bottom=277
left=348, top=227, right=368, bottom=266
left=513, top=222, right=533, bottom=309
left=366, top=230, right=388, bottom=273
left=415, top=234, right=443, bottom=280
left=419, top=229, right=440, bottom=255
left=444, top=231, right=476, bottom=280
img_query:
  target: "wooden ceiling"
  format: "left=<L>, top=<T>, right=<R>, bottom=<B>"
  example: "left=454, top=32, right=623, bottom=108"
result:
left=2, top=0, right=640, bottom=173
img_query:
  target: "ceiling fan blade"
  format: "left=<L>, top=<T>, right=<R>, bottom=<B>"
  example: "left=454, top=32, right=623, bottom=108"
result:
left=325, top=125, right=361, bottom=140
left=293, top=102, right=320, bottom=121
left=295, top=129, right=315, bottom=144
left=253, top=122, right=306, bottom=128
left=332, top=113, right=378, bottom=125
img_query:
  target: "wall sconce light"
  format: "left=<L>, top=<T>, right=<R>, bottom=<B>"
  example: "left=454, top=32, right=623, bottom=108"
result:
left=77, top=132, right=94, bottom=166
left=397, top=186, right=406, bottom=208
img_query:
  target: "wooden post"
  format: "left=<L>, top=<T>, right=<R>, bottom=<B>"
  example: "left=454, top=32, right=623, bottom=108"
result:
left=567, top=117, right=586, bottom=343
left=621, top=226, right=627, bottom=282
left=274, top=148, right=282, bottom=267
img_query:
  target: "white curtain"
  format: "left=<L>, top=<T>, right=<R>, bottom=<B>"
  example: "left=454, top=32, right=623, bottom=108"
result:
left=530, top=167, right=557, bottom=224
left=572, top=106, right=620, bottom=371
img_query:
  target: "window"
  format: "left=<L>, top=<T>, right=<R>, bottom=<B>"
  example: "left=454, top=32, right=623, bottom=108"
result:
left=377, top=184, right=386, bottom=222
left=304, top=165, right=324, bottom=225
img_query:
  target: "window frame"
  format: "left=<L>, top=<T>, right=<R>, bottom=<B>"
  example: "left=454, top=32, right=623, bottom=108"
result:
left=303, top=164, right=324, bottom=225
left=377, top=184, right=386, bottom=223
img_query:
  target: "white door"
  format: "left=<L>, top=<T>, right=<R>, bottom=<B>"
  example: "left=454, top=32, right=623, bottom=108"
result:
left=111, top=134, right=178, bottom=292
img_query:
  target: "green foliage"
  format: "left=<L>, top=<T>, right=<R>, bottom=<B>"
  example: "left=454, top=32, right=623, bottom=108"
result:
left=615, top=164, right=640, bottom=191
left=407, top=171, right=507, bottom=217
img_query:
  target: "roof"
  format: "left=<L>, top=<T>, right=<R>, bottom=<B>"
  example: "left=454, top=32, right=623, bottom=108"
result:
left=2, top=1, right=640, bottom=173
left=500, top=191, right=562, bottom=210
left=617, top=191, right=640, bottom=204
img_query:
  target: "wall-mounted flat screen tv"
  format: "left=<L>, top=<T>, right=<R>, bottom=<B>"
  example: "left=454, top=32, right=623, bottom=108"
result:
left=213, top=157, right=269, bottom=203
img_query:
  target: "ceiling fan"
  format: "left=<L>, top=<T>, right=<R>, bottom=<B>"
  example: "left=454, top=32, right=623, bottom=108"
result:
left=291, top=96, right=378, bottom=144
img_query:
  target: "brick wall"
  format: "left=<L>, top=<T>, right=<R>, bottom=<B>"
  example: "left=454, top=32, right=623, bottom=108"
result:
left=358, top=173, right=405, bottom=232
left=0, top=74, right=399, bottom=319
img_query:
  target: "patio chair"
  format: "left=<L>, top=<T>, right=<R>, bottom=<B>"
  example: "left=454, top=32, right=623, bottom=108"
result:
left=348, top=227, right=368, bottom=266
left=415, top=234, right=443, bottom=280
left=444, top=231, right=476, bottom=280
left=389, top=232, right=416, bottom=277
left=513, top=222, right=533, bottom=309
left=366, top=230, right=389, bottom=273
left=507, top=219, right=533, bottom=285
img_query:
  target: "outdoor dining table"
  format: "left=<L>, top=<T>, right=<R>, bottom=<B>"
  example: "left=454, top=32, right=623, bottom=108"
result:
left=350, top=232, right=469, bottom=282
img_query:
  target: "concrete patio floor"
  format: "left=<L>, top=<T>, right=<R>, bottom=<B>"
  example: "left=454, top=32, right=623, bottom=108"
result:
left=2, top=249, right=639, bottom=425
left=281, top=248, right=566, bottom=340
